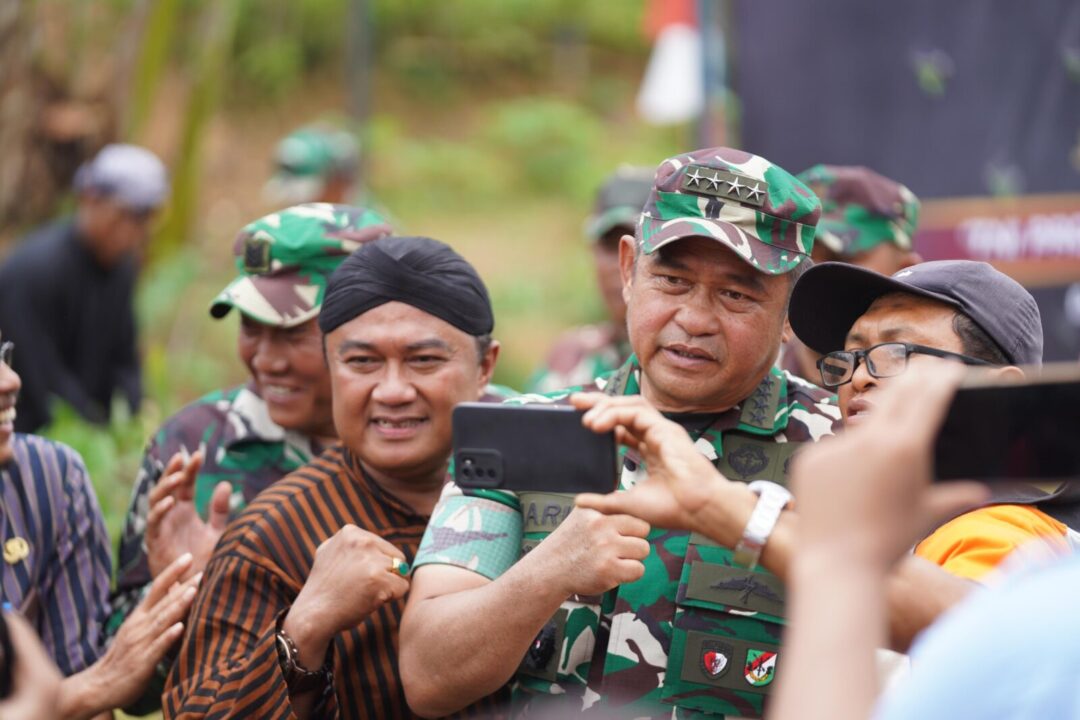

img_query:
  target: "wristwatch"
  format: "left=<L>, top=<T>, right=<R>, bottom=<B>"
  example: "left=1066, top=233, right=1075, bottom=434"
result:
left=275, top=627, right=333, bottom=694
left=732, top=480, right=793, bottom=570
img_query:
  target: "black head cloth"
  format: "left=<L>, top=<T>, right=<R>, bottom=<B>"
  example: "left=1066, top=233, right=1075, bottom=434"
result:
left=318, top=235, right=494, bottom=336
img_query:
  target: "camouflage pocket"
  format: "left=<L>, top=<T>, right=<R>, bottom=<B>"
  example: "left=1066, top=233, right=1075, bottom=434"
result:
left=659, top=535, right=786, bottom=717
left=516, top=600, right=601, bottom=692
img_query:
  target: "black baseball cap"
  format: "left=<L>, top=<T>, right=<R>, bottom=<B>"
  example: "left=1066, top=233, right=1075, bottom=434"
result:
left=789, top=260, right=1043, bottom=366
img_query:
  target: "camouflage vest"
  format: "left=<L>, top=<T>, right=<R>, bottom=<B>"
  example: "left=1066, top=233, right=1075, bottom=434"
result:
left=513, top=358, right=833, bottom=719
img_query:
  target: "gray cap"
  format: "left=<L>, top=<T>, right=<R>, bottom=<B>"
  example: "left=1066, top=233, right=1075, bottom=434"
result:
left=789, top=260, right=1043, bottom=366
left=74, top=144, right=169, bottom=211
left=584, top=166, right=654, bottom=241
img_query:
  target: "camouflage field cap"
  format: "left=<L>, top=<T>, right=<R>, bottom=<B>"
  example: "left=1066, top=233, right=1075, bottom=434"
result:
left=585, top=166, right=654, bottom=242
left=638, top=147, right=821, bottom=275
left=209, top=203, right=391, bottom=328
left=264, top=125, right=360, bottom=204
left=796, top=164, right=919, bottom=256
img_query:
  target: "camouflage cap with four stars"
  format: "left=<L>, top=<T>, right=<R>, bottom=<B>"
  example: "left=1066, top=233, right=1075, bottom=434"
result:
left=209, top=203, right=392, bottom=328
left=637, top=147, right=821, bottom=275
left=796, top=164, right=920, bottom=256
left=584, top=165, right=654, bottom=242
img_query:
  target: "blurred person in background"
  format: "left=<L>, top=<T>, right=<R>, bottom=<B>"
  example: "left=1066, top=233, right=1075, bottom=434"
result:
left=0, top=330, right=200, bottom=719
left=163, top=236, right=505, bottom=719
left=264, top=124, right=362, bottom=206
left=779, top=165, right=922, bottom=382
left=0, top=143, right=168, bottom=433
left=109, top=204, right=392, bottom=714
left=526, top=166, right=652, bottom=393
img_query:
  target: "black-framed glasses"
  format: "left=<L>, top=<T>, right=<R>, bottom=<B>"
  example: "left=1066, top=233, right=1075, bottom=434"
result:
left=0, top=341, right=11, bottom=367
left=816, top=341, right=992, bottom=389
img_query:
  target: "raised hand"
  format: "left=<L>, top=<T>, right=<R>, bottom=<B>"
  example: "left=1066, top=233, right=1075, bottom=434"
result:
left=59, top=553, right=202, bottom=719
left=791, top=361, right=988, bottom=570
left=572, top=392, right=727, bottom=533
left=146, top=450, right=231, bottom=579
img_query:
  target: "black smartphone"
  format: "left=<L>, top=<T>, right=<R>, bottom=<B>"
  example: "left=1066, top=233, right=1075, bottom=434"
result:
left=452, top=403, right=619, bottom=493
left=934, top=364, right=1080, bottom=482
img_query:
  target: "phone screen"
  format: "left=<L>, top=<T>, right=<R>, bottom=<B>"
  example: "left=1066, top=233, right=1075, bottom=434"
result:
left=934, top=366, right=1080, bottom=481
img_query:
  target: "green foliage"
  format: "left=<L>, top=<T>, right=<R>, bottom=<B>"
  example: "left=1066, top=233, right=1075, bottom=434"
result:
left=483, top=98, right=603, bottom=198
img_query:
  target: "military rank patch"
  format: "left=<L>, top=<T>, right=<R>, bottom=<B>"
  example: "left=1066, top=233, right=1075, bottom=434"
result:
left=243, top=234, right=272, bottom=274
left=681, top=164, right=767, bottom=207
left=744, top=649, right=777, bottom=687
left=727, top=443, right=770, bottom=479
left=700, top=640, right=734, bottom=679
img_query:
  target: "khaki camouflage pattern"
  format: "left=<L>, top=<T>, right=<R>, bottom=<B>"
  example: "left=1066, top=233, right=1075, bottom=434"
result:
left=414, top=357, right=841, bottom=718
left=796, top=164, right=920, bottom=256
left=526, top=322, right=630, bottom=395
left=209, top=203, right=392, bottom=328
left=638, top=147, right=821, bottom=275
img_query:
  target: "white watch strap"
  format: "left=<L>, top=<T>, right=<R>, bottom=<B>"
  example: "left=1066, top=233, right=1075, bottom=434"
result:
left=733, top=481, right=792, bottom=569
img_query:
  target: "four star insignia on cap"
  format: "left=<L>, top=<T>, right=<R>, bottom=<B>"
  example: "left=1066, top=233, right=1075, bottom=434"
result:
left=681, top=164, right=767, bottom=207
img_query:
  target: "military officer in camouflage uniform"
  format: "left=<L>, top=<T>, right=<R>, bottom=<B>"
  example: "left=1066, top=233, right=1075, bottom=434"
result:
left=108, top=203, right=391, bottom=713
left=526, top=166, right=652, bottom=394
left=779, top=165, right=922, bottom=382
left=400, top=148, right=842, bottom=719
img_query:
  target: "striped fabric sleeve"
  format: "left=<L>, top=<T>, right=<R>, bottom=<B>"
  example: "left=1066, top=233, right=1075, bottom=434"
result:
left=163, top=549, right=337, bottom=719
left=38, top=444, right=113, bottom=676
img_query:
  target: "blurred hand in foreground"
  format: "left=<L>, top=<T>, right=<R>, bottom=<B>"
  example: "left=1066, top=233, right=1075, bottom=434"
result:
left=791, top=360, right=988, bottom=570
left=0, top=612, right=62, bottom=720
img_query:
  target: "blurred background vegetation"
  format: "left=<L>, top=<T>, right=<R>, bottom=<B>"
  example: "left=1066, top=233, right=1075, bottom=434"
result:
left=0, top=0, right=689, bottom=547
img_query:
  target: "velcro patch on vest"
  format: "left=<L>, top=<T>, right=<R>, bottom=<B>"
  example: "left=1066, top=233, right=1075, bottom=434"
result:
left=680, top=630, right=780, bottom=695
left=686, top=562, right=786, bottom=616
left=520, top=492, right=575, bottom=534
left=718, top=437, right=799, bottom=484
left=518, top=607, right=568, bottom=682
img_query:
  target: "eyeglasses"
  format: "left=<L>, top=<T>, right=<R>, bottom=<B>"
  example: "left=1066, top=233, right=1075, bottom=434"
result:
left=816, top=341, right=992, bottom=389
left=0, top=342, right=11, bottom=367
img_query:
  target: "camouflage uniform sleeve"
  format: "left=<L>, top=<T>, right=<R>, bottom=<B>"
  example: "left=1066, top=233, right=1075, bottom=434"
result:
left=413, top=482, right=523, bottom=580
left=107, top=433, right=170, bottom=637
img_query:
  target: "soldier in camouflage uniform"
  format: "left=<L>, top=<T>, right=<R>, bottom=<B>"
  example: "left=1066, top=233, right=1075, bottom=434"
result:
left=779, top=165, right=922, bottom=382
left=265, top=124, right=361, bottom=205
left=401, top=148, right=842, bottom=719
left=526, top=167, right=652, bottom=394
left=108, top=203, right=391, bottom=713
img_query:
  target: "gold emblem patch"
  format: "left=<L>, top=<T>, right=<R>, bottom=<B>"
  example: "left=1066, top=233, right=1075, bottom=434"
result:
left=3, top=537, right=29, bottom=564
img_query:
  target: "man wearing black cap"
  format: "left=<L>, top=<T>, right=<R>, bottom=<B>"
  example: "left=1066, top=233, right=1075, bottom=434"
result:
left=788, top=259, right=1078, bottom=580
left=162, top=236, right=503, bottom=719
